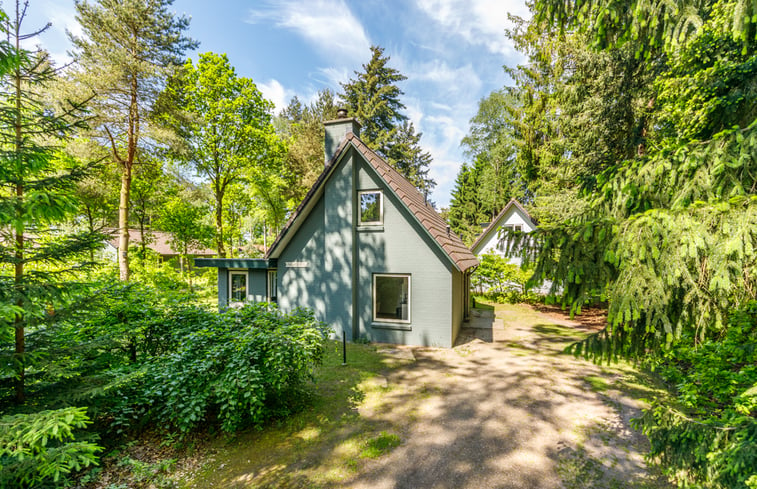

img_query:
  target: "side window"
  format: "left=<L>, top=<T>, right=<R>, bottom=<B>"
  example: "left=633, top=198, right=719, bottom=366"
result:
left=229, top=271, right=247, bottom=304
left=373, top=274, right=410, bottom=323
left=359, top=191, right=383, bottom=226
left=267, top=270, right=278, bottom=303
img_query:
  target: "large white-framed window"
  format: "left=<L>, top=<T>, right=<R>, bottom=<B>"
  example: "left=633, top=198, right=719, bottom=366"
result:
left=267, top=269, right=278, bottom=302
left=373, top=274, right=410, bottom=323
left=358, top=190, right=383, bottom=226
left=229, top=270, right=247, bottom=305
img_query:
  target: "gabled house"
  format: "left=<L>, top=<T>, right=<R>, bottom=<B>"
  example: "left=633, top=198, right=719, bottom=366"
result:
left=196, top=115, right=478, bottom=347
left=471, top=199, right=536, bottom=266
left=103, top=229, right=216, bottom=261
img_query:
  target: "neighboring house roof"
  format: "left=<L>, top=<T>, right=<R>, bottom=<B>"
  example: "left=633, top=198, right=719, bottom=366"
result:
left=106, top=229, right=216, bottom=256
left=266, top=132, right=478, bottom=272
left=471, top=199, right=535, bottom=254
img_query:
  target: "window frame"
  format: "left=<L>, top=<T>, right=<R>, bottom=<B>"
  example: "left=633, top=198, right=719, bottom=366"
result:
left=228, top=270, right=248, bottom=305
left=372, top=273, right=411, bottom=324
left=267, top=269, right=278, bottom=303
left=358, top=190, right=383, bottom=226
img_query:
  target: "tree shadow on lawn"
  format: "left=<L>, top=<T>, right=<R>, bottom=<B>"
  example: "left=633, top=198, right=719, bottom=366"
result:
left=186, top=308, right=671, bottom=489
left=186, top=341, right=412, bottom=488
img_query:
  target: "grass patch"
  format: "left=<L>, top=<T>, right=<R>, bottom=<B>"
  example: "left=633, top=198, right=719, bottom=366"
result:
left=360, top=432, right=401, bottom=459
left=471, top=296, right=495, bottom=310
left=533, top=323, right=584, bottom=338
left=181, top=341, right=407, bottom=488
left=585, top=375, right=610, bottom=393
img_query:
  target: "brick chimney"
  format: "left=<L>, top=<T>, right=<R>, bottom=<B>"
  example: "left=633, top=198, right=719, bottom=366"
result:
left=324, top=108, right=361, bottom=165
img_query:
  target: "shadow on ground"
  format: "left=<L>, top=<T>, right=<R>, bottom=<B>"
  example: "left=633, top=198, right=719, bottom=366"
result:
left=186, top=303, right=670, bottom=489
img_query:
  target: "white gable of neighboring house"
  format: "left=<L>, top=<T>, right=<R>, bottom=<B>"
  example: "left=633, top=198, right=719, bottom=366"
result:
left=471, top=199, right=536, bottom=266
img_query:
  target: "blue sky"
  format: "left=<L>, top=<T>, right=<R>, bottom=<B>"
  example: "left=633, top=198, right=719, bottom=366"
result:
left=27, top=0, right=529, bottom=207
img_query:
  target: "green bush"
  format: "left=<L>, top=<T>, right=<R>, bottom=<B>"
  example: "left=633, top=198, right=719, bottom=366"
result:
left=636, top=301, right=757, bottom=489
left=472, top=252, right=538, bottom=303
left=115, top=303, right=329, bottom=434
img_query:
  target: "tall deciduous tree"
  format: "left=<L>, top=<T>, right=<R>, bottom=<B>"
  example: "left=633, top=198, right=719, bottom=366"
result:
left=341, top=46, right=436, bottom=194
left=0, top=2, right=101, bottom=403
left=69, top=0, right=196, bottom=281
left=163, top=52, right=282, bottom=257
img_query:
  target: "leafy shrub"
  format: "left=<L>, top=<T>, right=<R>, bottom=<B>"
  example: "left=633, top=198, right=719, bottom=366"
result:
left=636, top=301, right=757, bottom=489
left=0, top=407, right=101, bottom=488
left=116, top=303, right=329, bottom=434
left=472, top=252, right=537, bottom=303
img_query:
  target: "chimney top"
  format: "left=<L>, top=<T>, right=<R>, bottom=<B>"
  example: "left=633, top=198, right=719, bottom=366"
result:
left=323, top=115, right=361, bottom=165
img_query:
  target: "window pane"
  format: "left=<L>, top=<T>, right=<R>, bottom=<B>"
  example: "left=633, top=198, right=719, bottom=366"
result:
left=374, top=275, right=409, bottom=321
left=231, top=273, right=246, bottom=302
left=360, top=192, right=381, bottom=223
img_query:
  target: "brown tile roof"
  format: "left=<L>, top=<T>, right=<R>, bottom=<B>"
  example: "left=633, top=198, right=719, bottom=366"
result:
left=105, top=229, right=216, bottom=256
left=470, top=198, right=534, bottom=253
left=267, top=132, right=478, bottom=272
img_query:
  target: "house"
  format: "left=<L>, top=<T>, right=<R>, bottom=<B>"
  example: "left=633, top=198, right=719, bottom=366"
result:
left=196, top=114, right=478, bottom=347
left=103, top=229, right=216, bottom=261
left=470, top=199, right=536, bottom=266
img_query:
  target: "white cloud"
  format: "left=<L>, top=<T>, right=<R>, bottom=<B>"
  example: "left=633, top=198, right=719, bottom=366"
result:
left=409, top=60, right=482, bottom=95
left=415, top=0, right=530, bottom=56
left=314, top=66, right=351, bottom=89
left=247, top=0, right=370, bottom=64
left=258, top=79, right=293, bottom=112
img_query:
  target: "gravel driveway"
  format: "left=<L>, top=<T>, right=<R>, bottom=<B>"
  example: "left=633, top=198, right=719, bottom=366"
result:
left=344, top=304, right=670, bottom=489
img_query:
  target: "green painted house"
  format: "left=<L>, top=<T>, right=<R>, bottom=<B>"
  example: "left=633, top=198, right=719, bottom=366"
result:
left=196, top=115, right=478, bottom=347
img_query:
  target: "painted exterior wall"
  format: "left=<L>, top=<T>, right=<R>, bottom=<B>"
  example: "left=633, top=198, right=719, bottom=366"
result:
left=208, top=143, right=470, bottom=347
left=249, top=270, right=267, bottom=303
left=474, top=206, right=535, bottom=266
left=353, top=158, right=455, bottom=347
left=276, top=152, right=354, bottom=338
left=451, top=269, right=464, bottom=345
left=217, top=268, right=228, bottom=306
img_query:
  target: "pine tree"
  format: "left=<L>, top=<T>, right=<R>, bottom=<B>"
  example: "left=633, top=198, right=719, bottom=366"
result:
left=341, top=46, right=435, bottom=193
left=447, top=163, right=486, bottom=244
left=0, top=1, right=102, bottom=404
left=69, top=0, right=196, bottom=281
left=515, top=0, right=757, bottom=357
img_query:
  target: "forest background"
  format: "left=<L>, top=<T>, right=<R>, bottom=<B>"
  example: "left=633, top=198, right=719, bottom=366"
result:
left=1, top=0, right=756, bottom=488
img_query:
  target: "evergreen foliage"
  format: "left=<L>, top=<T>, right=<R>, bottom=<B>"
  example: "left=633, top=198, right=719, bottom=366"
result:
left=636, top=302, right=757, bottom=489
left=514, top=0, right=757, bottom=358
left=341, top=46, right=436, bottom=194
left=0, top=1, right=102, bottom=405
left=0, top=407, right=100, bottom=488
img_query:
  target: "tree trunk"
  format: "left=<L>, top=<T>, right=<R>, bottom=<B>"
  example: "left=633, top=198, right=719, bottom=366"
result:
left=215, top=189, right=226, bottom=257
left=118, top=165, right=132, bottom=282
left=13, top=4, right=25, bottom=404
left=14, top=204, right=24, bottom=404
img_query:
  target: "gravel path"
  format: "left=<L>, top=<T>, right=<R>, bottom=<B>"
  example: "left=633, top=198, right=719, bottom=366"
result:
left=342, top=305, right=669, bottom=489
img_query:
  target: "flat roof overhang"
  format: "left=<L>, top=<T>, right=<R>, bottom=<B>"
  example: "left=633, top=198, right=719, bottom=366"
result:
left=194, top=258, right=277, bottom=269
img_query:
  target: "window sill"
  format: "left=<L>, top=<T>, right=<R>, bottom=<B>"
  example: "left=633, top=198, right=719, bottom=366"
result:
left=371, top=322, right=412, bottom=331
left=358, top=225, right=384, bottom=232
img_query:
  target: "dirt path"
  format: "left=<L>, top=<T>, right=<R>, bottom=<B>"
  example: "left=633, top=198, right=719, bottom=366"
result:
left=343, top=304, right=668, bottom=489
left=187, top=303, right=670, bottom=489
